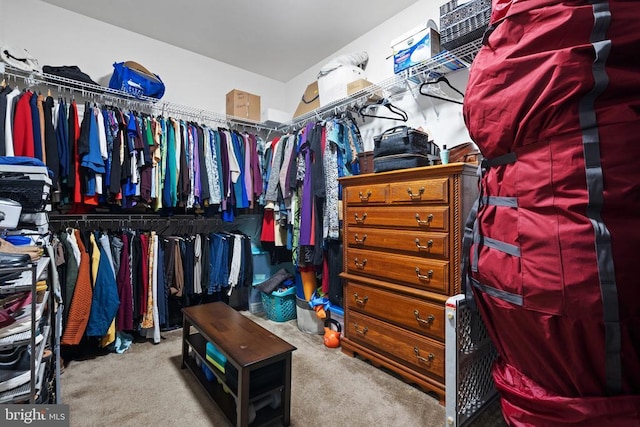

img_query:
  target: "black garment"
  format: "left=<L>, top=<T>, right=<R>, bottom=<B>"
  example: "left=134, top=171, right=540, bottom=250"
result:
left=109, top=108, right=124, bottom=195
left=121, top=112, right=133, bottom=187
left=310, top=123, right=326, bottom=198
left=67, top=102, right=76, bottom=191
left=77, top=102, right=91, bottom=157
left=181, top=238, right=194, bottom=302
left=156, top=243, right=167, bottom=327
left=200, top=234, right=210, bottom=293
left=178, top=125, right=189, bottom=206
left=327, top=241, right=343, bottom=307
left=43, top=96, right=60, bottom=188
left=242, top=234, right=253, bottom=288
left=77, top=103, right=92, bottom=195
left=130, top=233, right=141, bottom=323
left=196, top=125, right=210, bottom=204
left=310, top=123, right=326, bottom=266
left=163, top=237, right=177, bottom=295
left=137, top=115, right=152, bottom=203
left=218, top=131, right=230, bottom=205
left=42, top=65, right=101, bottom=88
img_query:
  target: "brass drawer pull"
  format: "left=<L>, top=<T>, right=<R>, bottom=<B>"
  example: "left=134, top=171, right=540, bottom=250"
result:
left=354, top=258, right=367, bottom=269
left=415, top=268, right=433, bottom=281
left=354, top=323, right=369, bottom=335
left=354, top=234, right=367, bottom=244
left=414, top=310, right=435, bottom=325
left=415, top=238, right=433, bottom=250
left=353, top=293, right=369, bottom=305
left=354, top=212, right=368, bottom=224
left=414, top=347, right=435, bottom=364
left=415, top=213, right=434, bottom=225
left=407, top=187, right=425, bottom=200
left=359, top=190, right=372, bottom=201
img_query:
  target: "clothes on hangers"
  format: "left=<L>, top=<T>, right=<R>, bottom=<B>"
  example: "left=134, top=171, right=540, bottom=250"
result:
left=2, top=95, right=268, bottom=219
left=260, top=113, right=363, bottom=270
left=55, top=224, right=254, bottom=353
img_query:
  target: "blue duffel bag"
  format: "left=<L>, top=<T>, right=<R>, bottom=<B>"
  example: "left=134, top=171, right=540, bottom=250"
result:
left=109, top=61, right=165, bottom=99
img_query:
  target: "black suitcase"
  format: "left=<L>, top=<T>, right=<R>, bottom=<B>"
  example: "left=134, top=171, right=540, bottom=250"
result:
left=373, top=126, right=439, bottom=172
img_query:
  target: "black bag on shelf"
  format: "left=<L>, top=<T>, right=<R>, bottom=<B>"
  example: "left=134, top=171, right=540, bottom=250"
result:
left=373, top=126, right=439, bottom=173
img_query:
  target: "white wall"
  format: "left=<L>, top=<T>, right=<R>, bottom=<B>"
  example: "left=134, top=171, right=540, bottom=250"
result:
left=1, top=0, right=472, bottom=150
left=0, top=0, right=287, bottom=116
left=285, top=0, right=472, bottom=152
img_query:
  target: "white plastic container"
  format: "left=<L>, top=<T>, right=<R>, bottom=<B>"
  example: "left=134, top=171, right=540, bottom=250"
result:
left=318, top=65, right=366, bottom=107
left=0, top=198, right=23, bottom=229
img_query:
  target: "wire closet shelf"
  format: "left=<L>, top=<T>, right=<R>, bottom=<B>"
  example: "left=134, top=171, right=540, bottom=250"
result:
left=0, top=38, right=482, bottom=133
left=0, top=63, right=274, bottom=131
left=284, top=38, right=483, bottom=130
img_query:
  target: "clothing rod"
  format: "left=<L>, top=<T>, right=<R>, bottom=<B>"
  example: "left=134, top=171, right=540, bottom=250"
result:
left=1, top=64, right=280, bottom=132
left=48, top=214, right=221, bottom=222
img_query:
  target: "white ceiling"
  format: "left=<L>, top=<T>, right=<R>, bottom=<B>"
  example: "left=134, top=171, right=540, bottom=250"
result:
left=41, top=0, right=419, bottom=82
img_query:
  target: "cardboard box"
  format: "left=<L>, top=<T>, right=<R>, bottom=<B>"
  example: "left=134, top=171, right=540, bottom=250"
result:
left=293, top=81, right=320, bottom=119
left=318, top=65, right=366, bottom=107
left=391, top=25, right=440, bottom=74
left=226, top=89, right=261, bottom=121
left=347, top=79, right=383, bottom=101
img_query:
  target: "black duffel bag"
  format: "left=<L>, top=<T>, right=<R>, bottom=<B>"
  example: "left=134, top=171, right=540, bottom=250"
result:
left=373, top=126, right=439, bottom=172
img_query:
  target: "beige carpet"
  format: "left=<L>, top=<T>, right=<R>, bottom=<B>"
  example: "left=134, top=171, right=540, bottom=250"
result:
left=61, top=310, right=505, bottom=426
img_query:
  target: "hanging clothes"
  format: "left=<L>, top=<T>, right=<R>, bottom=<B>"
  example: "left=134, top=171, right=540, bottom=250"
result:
left=61, top=229, right=92, bottom=346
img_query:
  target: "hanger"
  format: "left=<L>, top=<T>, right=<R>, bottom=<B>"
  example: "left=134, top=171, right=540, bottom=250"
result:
left=358, top=98, right=408, bottom=122
left=419, top=76, right=464, bottom=105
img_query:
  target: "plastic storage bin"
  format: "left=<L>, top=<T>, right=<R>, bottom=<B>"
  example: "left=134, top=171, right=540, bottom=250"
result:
left=261, top=287, right=297, bottom=322
left=295, top=296, right=324, bottom=334
left=250, top=251, right=272, bottom=315
left=439, top=0, right=491, bottom=50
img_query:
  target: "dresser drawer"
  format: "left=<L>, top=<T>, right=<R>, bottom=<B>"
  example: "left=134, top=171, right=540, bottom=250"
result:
left=346, top=227, right=448, bottom=258
left=389, top=177, right=449, bottom=204
left=345, top=206, right=449, bottom=232
left=345, top=282, right=446, bottom=340
left=346, top=248, right=449, bottom=294
left=347, top=311, right=445, bottom=380
left=344, top=183, right=387, bottom=205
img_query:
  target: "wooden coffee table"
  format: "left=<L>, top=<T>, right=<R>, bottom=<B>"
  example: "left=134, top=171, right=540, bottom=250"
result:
left=182, top=302, right=296, bottom=426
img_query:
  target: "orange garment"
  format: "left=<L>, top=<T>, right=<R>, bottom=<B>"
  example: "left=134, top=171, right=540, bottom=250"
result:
left=300, top=267, right=317, bottom=301
left=61, top=230, right=93, bottom=345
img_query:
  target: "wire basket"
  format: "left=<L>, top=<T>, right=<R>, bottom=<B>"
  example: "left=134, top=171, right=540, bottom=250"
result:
left=440, top=0, right=491, bottom=51
left=0, top=176, right=51, bottom=212
left=261, top=286, right=297, bottom=322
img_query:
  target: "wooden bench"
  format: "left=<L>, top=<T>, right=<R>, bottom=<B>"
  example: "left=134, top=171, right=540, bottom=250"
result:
left=182, top=302, right=296, bottom=426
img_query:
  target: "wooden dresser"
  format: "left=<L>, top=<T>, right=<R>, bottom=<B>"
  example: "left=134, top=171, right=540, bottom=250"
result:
left=338, top=163, right=478, bottom=403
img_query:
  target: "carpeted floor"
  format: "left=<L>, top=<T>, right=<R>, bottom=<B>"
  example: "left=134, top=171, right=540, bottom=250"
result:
left=61, top=310, right=506, bottom=426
